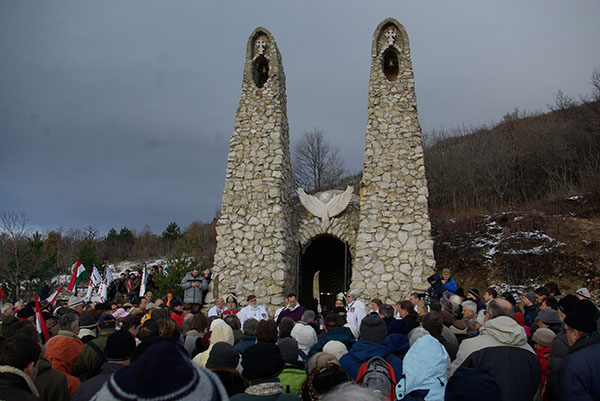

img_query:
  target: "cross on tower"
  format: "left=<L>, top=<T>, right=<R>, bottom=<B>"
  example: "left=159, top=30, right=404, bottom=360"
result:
left=384, top=28, right=396, bottom=46
left=255, top=38, right=267, bottom=55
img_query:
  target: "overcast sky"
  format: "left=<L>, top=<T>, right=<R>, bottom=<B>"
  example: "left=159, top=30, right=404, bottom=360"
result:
left=1, top=1, right=599, bottom=235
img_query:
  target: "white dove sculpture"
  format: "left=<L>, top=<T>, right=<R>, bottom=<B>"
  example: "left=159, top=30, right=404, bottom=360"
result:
left=297, top=185, right=354, bottom=227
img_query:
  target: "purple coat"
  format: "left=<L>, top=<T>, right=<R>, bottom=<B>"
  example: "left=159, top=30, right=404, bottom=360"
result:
left=276, top=306, right=306, bottom=323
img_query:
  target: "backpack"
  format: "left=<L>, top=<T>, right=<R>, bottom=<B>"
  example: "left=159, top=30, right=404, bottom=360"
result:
left=356, top=355, right=397, bottom=401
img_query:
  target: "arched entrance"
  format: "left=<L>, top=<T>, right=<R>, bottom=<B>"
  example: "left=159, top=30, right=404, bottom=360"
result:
left=298, top=235, right=351, bottom=312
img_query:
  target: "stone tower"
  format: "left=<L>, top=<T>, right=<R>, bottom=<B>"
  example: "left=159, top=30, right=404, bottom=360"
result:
left=353, top=18, right=436, bottom=302
left=212, top=28, right=294, bottom=309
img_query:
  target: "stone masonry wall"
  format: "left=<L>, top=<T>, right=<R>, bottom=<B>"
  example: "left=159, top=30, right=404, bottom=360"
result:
left=212, top=28, right=294, bottom=313
left=353, top=18, right=436, bottom=303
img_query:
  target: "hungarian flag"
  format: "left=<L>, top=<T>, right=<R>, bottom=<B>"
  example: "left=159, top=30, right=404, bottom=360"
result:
left=45, top=284, right=65, bottom=305
left=83, top=281, right=94, bottom=302
left=34, top=295, right=50, bottom=343
left=67, top=259, right=88, bottom=292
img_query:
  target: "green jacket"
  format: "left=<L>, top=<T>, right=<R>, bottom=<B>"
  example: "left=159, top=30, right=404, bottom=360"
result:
left=278, top=364, right=306, bottom=396
left=34, top=358, right=71, bottom=401
left=70, top=328, right=115, bottom=380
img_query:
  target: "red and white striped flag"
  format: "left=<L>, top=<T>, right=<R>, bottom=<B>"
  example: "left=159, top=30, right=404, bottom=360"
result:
left=97, top=280, right=108, bottom=302
left=45, top=284, right=65, bottom=305
left=34, top=295, right=50, bottom=342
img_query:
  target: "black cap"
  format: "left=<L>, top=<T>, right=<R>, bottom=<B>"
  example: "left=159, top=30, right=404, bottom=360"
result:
left=105, top=330, right=136, bottom=361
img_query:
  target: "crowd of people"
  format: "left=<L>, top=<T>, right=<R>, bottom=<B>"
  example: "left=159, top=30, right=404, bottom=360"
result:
left=0, top=266, right=598, bottom=401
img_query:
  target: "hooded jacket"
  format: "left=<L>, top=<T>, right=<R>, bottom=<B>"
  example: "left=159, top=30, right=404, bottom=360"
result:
left=43, top=330, right=83, bottom=394
left=193, top=319, right=235, bottom=367
left=396, top=334, right=449, bottom=401
left=450, top=316, right=534, bottom=375
left=307, top=327, right=355, bottom=359
left=339, top=339, right=403, bottom=380
left=451, top=316, right=540, bottom=401
left=34, top=358, right=70, bottom=401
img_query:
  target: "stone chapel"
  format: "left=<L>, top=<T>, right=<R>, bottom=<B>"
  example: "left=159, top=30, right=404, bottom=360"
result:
left=211, top=18, right=436, bottom=314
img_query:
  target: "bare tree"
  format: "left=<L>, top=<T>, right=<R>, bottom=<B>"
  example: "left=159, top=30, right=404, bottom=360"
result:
left=0, top=211, right=30, bottom=299
left=293, top=128, right=345, bottom=193
left=591, top=65, right=600, bottom=101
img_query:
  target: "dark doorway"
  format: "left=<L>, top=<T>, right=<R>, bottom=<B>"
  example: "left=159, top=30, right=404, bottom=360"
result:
left=299, top=235, right=351, bottom=313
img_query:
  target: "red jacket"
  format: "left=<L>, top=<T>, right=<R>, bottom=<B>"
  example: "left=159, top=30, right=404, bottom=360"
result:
left=170, top=311, right=183, bottom=326
left=536, top=346, right=551, bottom=392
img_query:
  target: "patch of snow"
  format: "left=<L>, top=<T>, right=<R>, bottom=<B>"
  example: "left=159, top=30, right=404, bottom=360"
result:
left=567, top=195, right=582, bottom=201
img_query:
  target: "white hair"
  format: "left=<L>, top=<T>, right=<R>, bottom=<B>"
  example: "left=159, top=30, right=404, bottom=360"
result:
left=319, top=382, right=387, bottom=401
left=462, top=300, right=477, bottom=314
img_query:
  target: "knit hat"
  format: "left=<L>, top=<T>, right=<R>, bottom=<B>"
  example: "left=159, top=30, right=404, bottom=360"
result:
left=576, top=287, right=592, bottom=300
left=68, top=296, right=84, bottom=308
left=445, top=367, right=502, bottom=401
left=322, top=340, right=348, bottom=360
left=277, top=337, right=299, bottom=363
left=241, top=342, right=284, bottom=381
left=468, top=288, right=480, bottom=299
left=564, top=300, right=600, bottom=333
left=105, top=330, right=136, bottom=361
left=525, top=292, right=536, bottom=304
left=96, top=341, right=228, bottom=400
left=532, top=328, right=555, bottom=348
left=359, top=315, right=387, bottom=344
left=171, top=299, right=184, bottom=308
left=98, top=314, right=116, bottom=326
left=79, top=314, right=97, bottom=329
left=535, top=309, right=561, bottom=325
left=112, top=308, right=129, bottom=319
left=558, top=294, right=579, bottom=315
left=206, top=342, right=240, bottom=369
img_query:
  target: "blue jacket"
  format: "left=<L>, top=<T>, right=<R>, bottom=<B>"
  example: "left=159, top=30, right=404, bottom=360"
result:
left=523, top=304, right=537, bottom=327
left=443, top=278, right=457, bottom=294
left=385, top=333, right=409, bottom=359
left=339, top=340, right=403, bottom=380
left=558, top=334, right=600, bottom=401
left=396, top=334, right=448, bottom=401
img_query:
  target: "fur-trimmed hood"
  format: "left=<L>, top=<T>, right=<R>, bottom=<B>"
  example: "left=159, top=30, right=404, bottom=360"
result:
left=0, top=365, right=39, bottom=397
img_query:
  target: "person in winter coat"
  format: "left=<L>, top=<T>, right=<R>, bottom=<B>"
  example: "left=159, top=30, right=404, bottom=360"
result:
left=545, top=293, right=578, bottom=401
left=389, top=300, right=419, bottom=336
left=277, top=338, right=306, bottom=395
left=523, top=292, right=538, bottom=327
left=0, top=335, right=42, bottom=401
left=396, top=334, right=449, bottom=401
left=180, top=267, right=209, bottom=313
left=557, top=300, right=600, bottom=401
left=441, top=269, right=458, bottom=295
left=70, top=314, right=117, bottom=381
left=10, top=320, right=71, bottom=401
left=193, top=319, right=235, bottom=367
left=233, top=342, right=299, bottom=401
left=450, top=299, right=541, bottom=401
left=426, top=274, right=445, bottom=301
left=71, top=330, right=136, bottom=401
left=206, top=342, right=247, bottom=397
left=43, top=312, right=83, bottom=394
left=531, top=327, right=554, bottom=397
left=169, top=299, right=185, bottom=326
left=465, top=289, right=486, bottom=312
left=339, top=315, right=403, bottom=380
left=308, top=313, right=355, bottom=359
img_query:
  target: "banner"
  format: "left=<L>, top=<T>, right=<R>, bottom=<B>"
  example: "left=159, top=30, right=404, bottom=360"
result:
left=139, top=264, right=147, bottom=297
left=34, top=295, right=50, bottom=342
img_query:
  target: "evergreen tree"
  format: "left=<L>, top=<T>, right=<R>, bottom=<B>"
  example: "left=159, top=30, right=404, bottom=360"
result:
left=161, top=222, right=182, bottom=241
